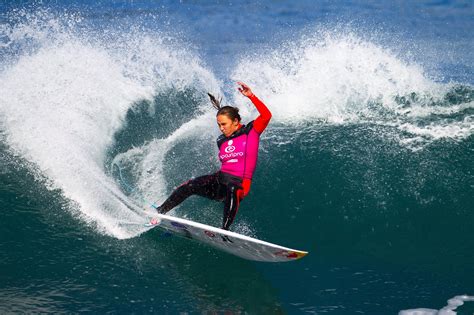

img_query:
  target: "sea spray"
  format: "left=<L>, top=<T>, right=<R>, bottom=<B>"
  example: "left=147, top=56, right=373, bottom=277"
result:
left=231, top=31, right=473, bottom=150
left=0, top=9, right=220, bottom=238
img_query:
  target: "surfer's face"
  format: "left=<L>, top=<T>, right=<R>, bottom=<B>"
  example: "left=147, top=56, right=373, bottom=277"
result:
left=217, top=114, right=240, bottom=137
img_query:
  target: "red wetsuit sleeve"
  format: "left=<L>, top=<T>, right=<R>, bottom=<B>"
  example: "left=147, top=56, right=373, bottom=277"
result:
left=242, top=178, right=251, bottom=196
left=238, top=178, right=251, bottom=200
left=249, top=94, right=272, bottom=134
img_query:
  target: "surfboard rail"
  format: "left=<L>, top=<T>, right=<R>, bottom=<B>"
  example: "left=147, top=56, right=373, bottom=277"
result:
left=146, top=213, right=308, bottom=262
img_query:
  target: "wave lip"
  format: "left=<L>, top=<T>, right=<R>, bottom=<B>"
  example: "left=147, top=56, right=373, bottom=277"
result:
left=231, top=32, right=473, bottom=149
left=232, top=32, right=433, bottom=121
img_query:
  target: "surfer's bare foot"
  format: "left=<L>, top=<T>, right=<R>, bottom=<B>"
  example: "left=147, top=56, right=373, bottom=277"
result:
left=150, top=218, right=160, bottom=225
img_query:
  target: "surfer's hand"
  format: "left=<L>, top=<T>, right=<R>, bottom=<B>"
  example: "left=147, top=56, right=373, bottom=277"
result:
left=150, top=218, right=159, bottom=225
left=237, top=81, right=254, bottom=98
left=237, top=189, right=244, bottom=201
left=242, top=178, right=251, bottom=197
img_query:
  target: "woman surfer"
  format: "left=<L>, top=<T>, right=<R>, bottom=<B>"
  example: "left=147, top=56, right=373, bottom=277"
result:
left=150, top=82, right=272, bottom=230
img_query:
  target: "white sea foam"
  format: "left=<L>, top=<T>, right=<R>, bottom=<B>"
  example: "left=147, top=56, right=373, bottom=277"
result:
left=231, top=31, right=473, bottom=149
left=232, top=32, right=434, bottom=121
left=112, top=112, right=216, bottom=217
left=399, top=295, right=474, bottom=315
left=0, top=10, right=220, bottom=238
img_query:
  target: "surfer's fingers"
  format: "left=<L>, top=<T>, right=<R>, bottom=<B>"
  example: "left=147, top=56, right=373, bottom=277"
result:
left=237, top=81, right=249, bottom=90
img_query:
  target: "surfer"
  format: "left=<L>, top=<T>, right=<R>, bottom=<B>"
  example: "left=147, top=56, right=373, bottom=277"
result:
left=151, top=82, right=272, bottom=230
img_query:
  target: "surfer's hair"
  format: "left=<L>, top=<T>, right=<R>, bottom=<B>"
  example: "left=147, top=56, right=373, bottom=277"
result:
left=208, top=93, right=241, bottom=122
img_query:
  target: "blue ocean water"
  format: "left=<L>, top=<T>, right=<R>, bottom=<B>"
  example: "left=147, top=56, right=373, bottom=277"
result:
left=0, top=1, right=473, bottom=313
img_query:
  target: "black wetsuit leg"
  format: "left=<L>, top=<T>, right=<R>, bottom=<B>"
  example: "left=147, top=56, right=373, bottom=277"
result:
left=157, top=173, right=225, bottom=214
left=157, top=171, right=243, bottom=231
left=222, top=183, right=242, bottom=230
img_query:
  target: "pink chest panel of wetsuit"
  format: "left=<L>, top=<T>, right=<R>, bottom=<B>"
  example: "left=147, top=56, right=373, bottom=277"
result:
left=218, top=122, right=260, bottom=179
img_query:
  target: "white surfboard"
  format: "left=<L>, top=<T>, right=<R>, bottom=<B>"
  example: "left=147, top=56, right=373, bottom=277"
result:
left=146, top=214, right=308, bottom=262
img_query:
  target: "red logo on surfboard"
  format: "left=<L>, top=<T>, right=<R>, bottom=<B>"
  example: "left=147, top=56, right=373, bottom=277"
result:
left=204, top=230, right=215, bottom=238
left=274, top=250, right=298, bottom=259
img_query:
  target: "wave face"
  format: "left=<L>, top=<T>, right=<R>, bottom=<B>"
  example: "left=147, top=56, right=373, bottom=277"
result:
left=0, top=3, right=473, bottom=314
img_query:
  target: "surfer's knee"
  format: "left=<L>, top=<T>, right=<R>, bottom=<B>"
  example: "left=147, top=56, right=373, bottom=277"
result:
left=174, top=179, right=196, bottom=195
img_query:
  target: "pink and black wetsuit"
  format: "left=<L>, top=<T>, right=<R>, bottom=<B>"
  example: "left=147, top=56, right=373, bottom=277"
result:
left=156, top=94, right=271, bottom=230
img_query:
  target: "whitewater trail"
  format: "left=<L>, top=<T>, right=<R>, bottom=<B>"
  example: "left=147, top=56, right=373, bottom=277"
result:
left=0, top=10, right=220, bottom=238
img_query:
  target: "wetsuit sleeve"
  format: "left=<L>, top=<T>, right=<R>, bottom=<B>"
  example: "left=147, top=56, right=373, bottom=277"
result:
left=242, top=178, right=251, bottom=197
left=249, top=94, right=272, bottom=134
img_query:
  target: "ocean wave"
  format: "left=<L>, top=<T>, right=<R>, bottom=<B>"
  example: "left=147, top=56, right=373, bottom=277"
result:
left=230, top=31, right=473, bottom=150
left=0, top=8, right=220, bottom=238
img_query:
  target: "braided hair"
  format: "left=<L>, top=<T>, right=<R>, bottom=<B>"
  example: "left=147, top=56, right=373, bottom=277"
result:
left=207, top=93, right=241, bottom=122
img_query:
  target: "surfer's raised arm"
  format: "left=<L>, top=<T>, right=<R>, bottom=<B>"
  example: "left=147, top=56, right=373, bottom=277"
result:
left=237, top=81, right=272, bottom=134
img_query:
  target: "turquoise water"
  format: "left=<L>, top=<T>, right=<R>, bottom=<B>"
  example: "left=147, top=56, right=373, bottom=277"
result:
left=1, top=1, right=473, bottom=313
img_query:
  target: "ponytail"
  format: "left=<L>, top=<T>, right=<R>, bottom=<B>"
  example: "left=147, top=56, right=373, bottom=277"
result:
left=207, top=93, right=241, bottom=122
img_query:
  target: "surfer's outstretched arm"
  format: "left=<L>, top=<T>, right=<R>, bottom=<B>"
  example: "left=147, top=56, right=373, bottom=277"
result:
left=237, top=82, right=272, bottom=198
left=237, top=81, right=272, bottom=134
